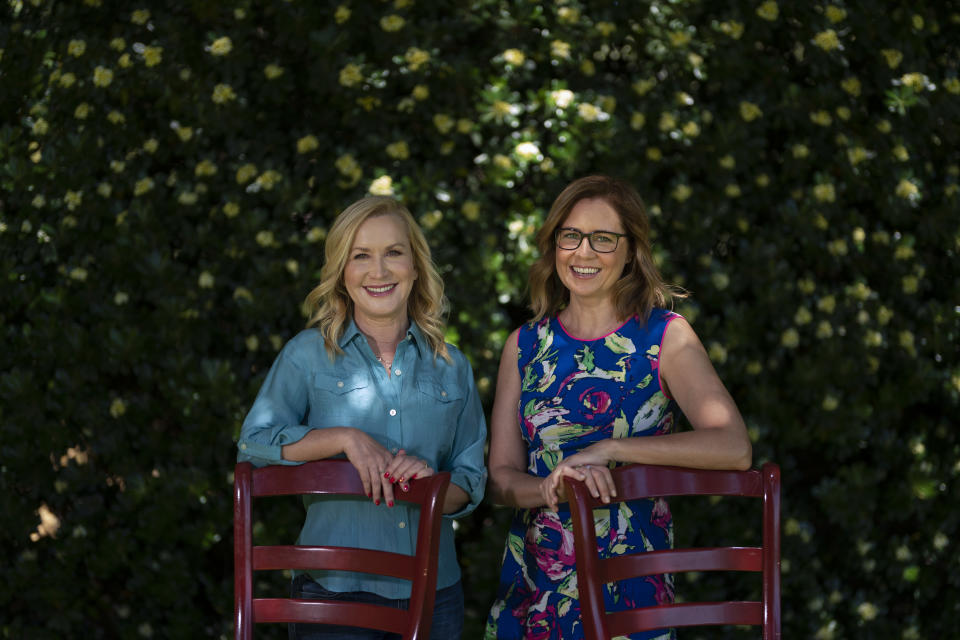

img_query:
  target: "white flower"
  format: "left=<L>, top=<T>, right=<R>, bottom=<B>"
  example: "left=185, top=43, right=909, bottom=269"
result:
left=369, top=175, right=394, bottom=196
left=514, top=142, right=541, bottom=161
left=551, top=89, right=575, bottom=109
left=502, top=48, right=525, bottom=66
left=209, top=36, right=233, bottom=56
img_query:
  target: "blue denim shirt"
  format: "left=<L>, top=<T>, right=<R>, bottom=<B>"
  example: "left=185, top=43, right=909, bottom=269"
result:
left=237, top=320, right=487, bottom=598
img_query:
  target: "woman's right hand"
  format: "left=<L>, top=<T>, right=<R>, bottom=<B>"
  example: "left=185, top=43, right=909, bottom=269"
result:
left=540, top=442, right=618, bottom=511
left=540, top=461, right=617, bottom=512
left=341, top=429, right=396, bottom=506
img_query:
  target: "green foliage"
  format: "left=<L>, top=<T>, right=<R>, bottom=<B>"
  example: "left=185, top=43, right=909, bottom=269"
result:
left=2, top=0, right=959, bottom=638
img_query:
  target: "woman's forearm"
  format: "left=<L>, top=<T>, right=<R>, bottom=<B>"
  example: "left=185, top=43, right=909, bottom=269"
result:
left=281, top=427, right=350, bottom=461
left=442, top=483, right=470, bottom=514
left=603, top=427, right=752, bottom=470
left=488, top=466, right=547, bottom=509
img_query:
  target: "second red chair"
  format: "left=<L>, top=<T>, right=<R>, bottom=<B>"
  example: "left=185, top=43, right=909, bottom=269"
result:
left=565, top=462, right=781, bottom=639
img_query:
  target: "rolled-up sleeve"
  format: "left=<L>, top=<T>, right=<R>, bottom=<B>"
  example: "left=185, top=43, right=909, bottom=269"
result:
left=237, top=341, right=313, bottom=467
left=442, top=354, right=488, bottom=519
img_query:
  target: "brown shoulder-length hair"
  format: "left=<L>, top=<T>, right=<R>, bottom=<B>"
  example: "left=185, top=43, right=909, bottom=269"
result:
left=302, top=196, right=451, bottom=362
left=528, top=175, right=685, bottom=323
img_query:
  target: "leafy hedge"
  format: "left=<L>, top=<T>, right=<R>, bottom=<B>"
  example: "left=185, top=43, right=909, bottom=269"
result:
left=2, top=1, right=958, bottom=638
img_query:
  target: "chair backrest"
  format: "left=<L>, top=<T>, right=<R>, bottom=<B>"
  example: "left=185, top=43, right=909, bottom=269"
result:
left=234, top=459, right=451, bottom=640
left=565, top=462, right=780, bottom=640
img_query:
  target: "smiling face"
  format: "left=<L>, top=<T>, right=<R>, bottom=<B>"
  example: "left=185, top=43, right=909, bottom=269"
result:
left=343, top=213, right=418, bottom=326
left=554, top=197, right=630, bottom=304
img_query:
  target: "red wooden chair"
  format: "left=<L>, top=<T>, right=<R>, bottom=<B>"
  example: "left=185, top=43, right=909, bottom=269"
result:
left=234, top=459, right=451, bottom=640
left=565, top=462, right=781, bottom=639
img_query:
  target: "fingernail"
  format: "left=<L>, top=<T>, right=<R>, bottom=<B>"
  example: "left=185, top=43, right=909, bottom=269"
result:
left=398, top=476, right=405, bottom=483
left=389, top=475, right=396, bottom=482
left=402, top=485, right=409, bottom=492
left=411, top=473, right=417, bottom=479
left=374, top=499, right=380, bottom=505
left=387, top=500, right=394, bottom=507
left=367, top=492, right=372, bottom=498
left=384, top=472, right=390, bottom=479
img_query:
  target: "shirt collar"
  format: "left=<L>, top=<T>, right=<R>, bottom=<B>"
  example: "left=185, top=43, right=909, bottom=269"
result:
left=339, top=317, right=426, bottom=359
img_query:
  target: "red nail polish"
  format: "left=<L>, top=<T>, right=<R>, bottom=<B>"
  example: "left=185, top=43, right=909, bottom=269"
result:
left=384, top=472, right=390, bottom=479
left=402, top=485, right=409, bottom=492
left=367, top=492, right=372, bottom=498
left=374, top=499, right=380, bottom=505
left=390, top=476, right=396, bottom=482
left=411, top=473, right=417, bottom=479
left=387, top=500, right=394, bottom=507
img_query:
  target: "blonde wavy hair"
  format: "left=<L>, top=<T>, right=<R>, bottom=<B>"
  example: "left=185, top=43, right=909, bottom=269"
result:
left=303, top=196, right=450, bottom=362
left=528, top=175, right=685, bottom=323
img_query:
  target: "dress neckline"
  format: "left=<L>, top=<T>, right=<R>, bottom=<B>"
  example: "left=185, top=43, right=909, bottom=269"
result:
left=554, top=314, right=634, bottom=342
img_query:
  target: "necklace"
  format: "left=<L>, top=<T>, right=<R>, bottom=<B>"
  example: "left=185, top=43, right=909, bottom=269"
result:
left=359, top=328, right=399, bottom=369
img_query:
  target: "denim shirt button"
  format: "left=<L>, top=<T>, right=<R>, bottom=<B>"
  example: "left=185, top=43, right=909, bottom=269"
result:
left=398, top=522, right=406, bottom=529
left=389, top=409, right=397, bottom=416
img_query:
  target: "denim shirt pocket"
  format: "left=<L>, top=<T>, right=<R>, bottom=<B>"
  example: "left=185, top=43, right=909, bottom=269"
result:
left=414, top=377, right=464, bottom=458
left=415, top=376, right=465, bottom=404
left=310, top=372, right=374, bottom=424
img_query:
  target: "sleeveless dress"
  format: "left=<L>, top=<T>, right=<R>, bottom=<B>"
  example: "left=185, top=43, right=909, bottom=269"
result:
left=485, top=310, right=681, bottom=640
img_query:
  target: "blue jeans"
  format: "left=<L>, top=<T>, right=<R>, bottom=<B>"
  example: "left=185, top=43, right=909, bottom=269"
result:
left=288, top=574, right=463, bottom=640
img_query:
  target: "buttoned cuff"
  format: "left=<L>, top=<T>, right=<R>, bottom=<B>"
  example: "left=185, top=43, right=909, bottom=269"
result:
left=236, top=425, right=314, bottom=466
left=444, top=470, right=487, bottom=519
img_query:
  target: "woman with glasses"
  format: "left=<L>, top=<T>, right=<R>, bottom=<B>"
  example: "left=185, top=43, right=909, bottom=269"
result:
left=484, top=176, right=751, bottom=639
left=238, top=196, right=487, bottom=639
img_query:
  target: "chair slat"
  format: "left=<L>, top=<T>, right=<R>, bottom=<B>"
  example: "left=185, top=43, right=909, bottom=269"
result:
left=253, top=598, right=408, bottom=633
left=607, top=601, right=763, bottom=637
left=251, top=459, right=363, bottom=497
left=615, top=466, right=764, bottom=501
left=252, top=545, right=416, bottom=578
left=599, top=547, right=763, bottom=582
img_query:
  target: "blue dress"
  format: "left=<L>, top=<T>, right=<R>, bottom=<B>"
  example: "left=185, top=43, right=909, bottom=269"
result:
left=485, top=310, right=680, bottom=640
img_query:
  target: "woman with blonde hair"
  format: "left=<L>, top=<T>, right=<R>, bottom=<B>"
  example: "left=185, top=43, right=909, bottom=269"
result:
left=238, top=196, right=487, bottom=639
left=485, top=175, right=751, bottom=639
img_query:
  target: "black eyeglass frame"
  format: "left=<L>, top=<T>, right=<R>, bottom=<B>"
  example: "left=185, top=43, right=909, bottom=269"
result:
left=554, top=227, right=628, bottom=253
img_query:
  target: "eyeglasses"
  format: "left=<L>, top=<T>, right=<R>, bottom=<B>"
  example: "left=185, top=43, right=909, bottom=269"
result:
left=555, top=227, right=626, bottom=253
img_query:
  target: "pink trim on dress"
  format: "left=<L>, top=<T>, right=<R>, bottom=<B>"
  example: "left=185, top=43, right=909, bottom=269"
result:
left=555, top=315, right=635, bottom=342
left=658, top=312, right=681, bottom=401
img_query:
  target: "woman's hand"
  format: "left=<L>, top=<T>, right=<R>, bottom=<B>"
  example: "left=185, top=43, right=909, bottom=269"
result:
left=341, top=429, right=396, bottom=506
left=541, top=445, right=617, bottom=512
left=383, top=449, right=433, bottom=497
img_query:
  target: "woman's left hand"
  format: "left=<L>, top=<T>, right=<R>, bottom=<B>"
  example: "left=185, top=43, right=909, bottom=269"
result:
left=384, top=449, right=434, bottom=494
left=541, top=446, right=617, bottom=512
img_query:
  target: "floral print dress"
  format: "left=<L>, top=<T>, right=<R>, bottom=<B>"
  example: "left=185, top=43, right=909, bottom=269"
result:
left=485, top=310, right=680, bottom=640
